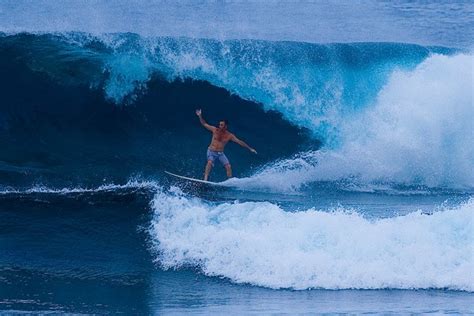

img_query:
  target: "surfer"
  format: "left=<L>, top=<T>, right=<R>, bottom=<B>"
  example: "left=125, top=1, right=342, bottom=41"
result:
left=196, top=109, right=257, bottom=181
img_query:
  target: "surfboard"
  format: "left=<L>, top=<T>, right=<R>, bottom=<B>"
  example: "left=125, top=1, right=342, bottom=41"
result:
left=164, top=171, right=226, bottom=186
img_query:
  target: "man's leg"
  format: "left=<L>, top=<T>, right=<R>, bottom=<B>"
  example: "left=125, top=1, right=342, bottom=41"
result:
left=219, top=153, right=232, bottom=178
left=224, top=164, right=232, bottom=178
left=204, top=160, right=213, bottom=181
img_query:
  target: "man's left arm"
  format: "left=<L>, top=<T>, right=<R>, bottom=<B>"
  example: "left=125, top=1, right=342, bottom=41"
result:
left=231, top=135, right=257, bottom=154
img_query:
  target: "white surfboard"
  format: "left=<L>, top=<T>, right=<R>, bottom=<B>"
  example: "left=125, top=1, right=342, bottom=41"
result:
left=164, top=171, right=226, bottom=186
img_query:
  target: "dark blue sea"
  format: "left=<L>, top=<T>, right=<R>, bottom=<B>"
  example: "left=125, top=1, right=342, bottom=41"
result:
left=0, top=1, right=473, bottom=314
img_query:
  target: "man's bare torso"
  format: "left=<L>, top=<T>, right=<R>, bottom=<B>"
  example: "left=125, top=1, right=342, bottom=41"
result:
left=208, top=128, right=234, bottom=152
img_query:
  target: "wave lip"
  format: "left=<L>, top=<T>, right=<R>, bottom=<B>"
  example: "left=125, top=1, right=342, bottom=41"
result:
left=150, top=189, right=474, bottom=291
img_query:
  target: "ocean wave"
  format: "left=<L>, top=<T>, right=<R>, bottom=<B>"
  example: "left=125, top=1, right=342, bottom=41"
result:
left=149, top=188, right=474, bottom=291
left=0, top=33, right=470, bottom=189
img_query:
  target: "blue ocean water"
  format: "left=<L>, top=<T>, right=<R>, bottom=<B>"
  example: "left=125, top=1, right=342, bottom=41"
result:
left=0, top=1, right=473, bottom=314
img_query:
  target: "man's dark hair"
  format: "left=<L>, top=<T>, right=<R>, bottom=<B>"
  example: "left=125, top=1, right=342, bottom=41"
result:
left=221, top=119, right=229, bottom=126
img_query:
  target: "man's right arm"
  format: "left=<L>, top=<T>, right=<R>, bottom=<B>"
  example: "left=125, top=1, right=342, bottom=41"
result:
left=196, top=109, right=215, bottom=132
left=231, top=134, right=257, bottom=154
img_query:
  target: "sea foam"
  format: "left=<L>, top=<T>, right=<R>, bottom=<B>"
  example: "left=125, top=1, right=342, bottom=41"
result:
left=236, top=53, right=474, bottom=190
left=149, top=188, right=473, bottom=291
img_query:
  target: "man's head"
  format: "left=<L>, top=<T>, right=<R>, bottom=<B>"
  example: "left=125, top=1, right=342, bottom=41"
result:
left=218, top=120, right=228, bottom=130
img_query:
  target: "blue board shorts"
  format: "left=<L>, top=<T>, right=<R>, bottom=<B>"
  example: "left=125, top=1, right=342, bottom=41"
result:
left=207, top=149, right=230, bottom=166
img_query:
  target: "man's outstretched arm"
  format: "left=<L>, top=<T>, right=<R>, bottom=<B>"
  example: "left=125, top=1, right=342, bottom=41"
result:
left=196, top=109, right=215, bottom=132
left=231, top=135, right=257, bottom=154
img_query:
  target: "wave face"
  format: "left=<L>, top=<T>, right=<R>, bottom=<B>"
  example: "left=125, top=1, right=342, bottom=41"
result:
left=150, top=188, right=473, bottom=291
left=0, top=33, right=317, bottom=187
left=0, top=32, right=471, bottom=190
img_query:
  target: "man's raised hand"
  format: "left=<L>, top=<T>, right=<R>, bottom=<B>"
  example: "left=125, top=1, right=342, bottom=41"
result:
left=195, top=109, right=202, bottom=116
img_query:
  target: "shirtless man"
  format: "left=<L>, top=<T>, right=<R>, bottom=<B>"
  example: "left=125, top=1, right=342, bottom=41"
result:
left=196, top=109, right=257, bottom=181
